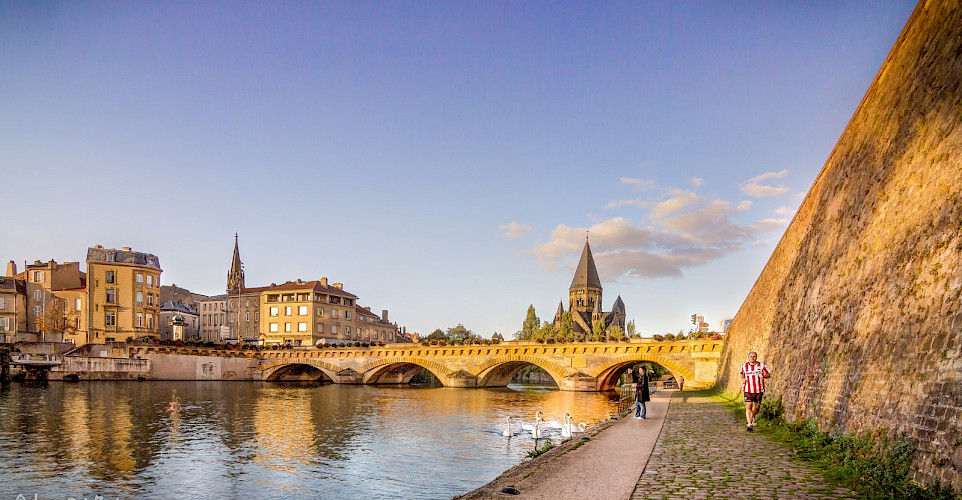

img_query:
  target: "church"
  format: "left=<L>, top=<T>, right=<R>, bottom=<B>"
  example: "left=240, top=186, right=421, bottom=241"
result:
left=553, top=239, right=626, bottom=336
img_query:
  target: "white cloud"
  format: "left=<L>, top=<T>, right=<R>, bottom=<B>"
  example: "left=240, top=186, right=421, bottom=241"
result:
left=650, top=191, right=700, bottom=220
left=604, top=199, right=648, bottom=210
left=740, top=183, right=791, bottom=197
left=774, top=206, right=795, bottom=216
left=690, top=177, right=704, bottom=187
left=746, top=170, right=789, bottom=183
left=499, top=221, right=533, bottom=238
left=753, top=218, right=789, bottom=231
left=619, top=177, right=656, bottom=190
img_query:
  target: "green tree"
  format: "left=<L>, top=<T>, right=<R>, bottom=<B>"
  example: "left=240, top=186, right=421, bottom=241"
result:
left=609, top=324, right=625, bottom=341
left=520, top=305, right=540, bottom=340
left=446, top=324, right=479, bottom=342
left=591, top=321, right=606, bottom=341
left=557, top=311, right=575, bottom=342
left=626, top=319, right=636, bottom=338
left=536, top=320, right=556, bottom=341
left=426, top=329, right=447, bottom=340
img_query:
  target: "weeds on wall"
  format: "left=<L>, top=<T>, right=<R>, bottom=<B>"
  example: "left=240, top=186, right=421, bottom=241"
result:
left=720, top=393, right=959, bottom=500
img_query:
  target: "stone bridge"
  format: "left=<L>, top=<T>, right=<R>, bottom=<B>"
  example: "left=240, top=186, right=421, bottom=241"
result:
left=255, top=339, right=724, bottom=391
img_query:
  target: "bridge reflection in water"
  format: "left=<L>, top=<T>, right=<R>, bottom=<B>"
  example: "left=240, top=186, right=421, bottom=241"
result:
left=0, top=381, right=619, bottom=499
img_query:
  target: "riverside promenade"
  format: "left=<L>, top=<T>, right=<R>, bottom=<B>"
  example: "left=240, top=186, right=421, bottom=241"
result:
left=461, top=390, right=855, bottom=500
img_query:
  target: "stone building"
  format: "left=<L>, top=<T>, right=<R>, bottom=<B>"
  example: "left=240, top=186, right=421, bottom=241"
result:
left=198, top=294, right=227, bottom=342
left=0, top=264, right=26, bottom=343
left=22, top=259, right=88, bottom=344
left=553, top=239, right=626, bottom=337
left=86, top=245, right=162, bottom=343
left=159, top=300, right=200, bottom=340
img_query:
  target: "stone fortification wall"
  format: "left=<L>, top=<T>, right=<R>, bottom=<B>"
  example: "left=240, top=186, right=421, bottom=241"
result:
left=717, top=1, right=962, bottom=488
left=144, top=353, right=259, bottom=380
left=51, top=357, right=149, bottom=381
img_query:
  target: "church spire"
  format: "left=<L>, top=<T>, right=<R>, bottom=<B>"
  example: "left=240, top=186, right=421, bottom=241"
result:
left=569, top=238, right=602, bottom=290
left=227, top=233, right=245, bottom=293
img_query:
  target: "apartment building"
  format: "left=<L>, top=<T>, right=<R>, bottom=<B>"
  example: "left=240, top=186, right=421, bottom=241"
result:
left=21, top=259, right=88, bottom=344
left=86, top=246, right=162, bottom=343
left=260, top=278, right=359, bottom=346
left=159, top=301, right=200, bottom=340
left=198, top=294, right=227, bottom=342
left=0, top=270, right=26, bottom=343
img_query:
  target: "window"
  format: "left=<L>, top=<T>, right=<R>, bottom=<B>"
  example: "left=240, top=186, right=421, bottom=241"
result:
left=136, top=291, right=143, bottom=305
left=317, top=308, right=324, bottom=316
left=147, top=314, right=154, bottom=329
left=34, top=305, right=42, bottom=316
left=230, top=313, right=235, bottom=322
left=332, top=325, right=338, bottom=334
left=0, top=317, right=7, bottom=330
left=105, top=271, right=115, bottom=284
left=105, top=311, right=116, bottom=326
left=254, top=312, right=259, bottom=321
left=245, top=312, right=250, bottom=321
left=148, top=294, right=155, bottom=306
left=106, top=289, right=116, bottom=303
left=298, top=305, right=308, bottom=315
left=136, top=274, right=143, bottom=285
left=270, top=307, right=279, bottom=316
left=107, top=253, right=115, bottom=262
left=316, top=324, right=324, bottom=333
left=136, top=313, right=143, bottom=327
left=298, top=322, right=307, bottom=332
left=246, top=300, right=250, bottom=307
left=269, top=323, right=279, bottom=333
left=345, top=311, right=351, bottom=320
left=285, top=306, right=292, bottom=316
left=33, top=290, right=42, bottom=301
left=75, top=318, right=80, bottom=329
left=147, top=275, right=154, bottom=287
left=0, top=298, right=4, bottom=309
left=230, top=300, right=235, bottom=307
left=284, top=323, right=291, bottom=332
left=75, top=298, right=82, bottom=311
left=332, top=309, right=338, bottom=319
left=345, top=326, right=351, bottom=335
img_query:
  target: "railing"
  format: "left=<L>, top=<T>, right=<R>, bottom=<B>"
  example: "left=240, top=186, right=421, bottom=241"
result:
left=618, top=383, right=637, bottom=413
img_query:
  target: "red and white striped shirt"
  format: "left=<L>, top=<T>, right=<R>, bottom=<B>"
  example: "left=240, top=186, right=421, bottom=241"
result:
left=741, top=361, right=770, bottom=393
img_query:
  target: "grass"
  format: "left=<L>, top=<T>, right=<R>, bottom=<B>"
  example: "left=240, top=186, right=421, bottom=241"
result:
left=525, top=437, right=555, bottom=459
left=714, top=391, right=960, bottom=500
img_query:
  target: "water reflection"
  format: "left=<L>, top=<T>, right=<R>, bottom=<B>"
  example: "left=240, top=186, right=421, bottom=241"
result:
left=0, top=382, right=618, bottom=499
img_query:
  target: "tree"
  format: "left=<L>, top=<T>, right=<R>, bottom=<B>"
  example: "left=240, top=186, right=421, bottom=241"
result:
left=609, top=324, right=625, bottom=341
left=591, top=321, right=606, bottom=341
left=37, top=298, right=76, bottom=339
left=536, top=320, right=556, bottom=341
left=626, top=319, right=636, bottom=338
left=556, top=311, right=575, bottom=342
left=520, top=305, right=540, bottom=340
left=426, top=329, right=447, bottom=340
left=446, top=324, right=479, bottom=342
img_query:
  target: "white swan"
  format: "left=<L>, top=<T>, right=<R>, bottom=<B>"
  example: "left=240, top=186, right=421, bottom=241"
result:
left=543, top=412, right=565, bottom=429
left=560, top=414, right=586, bottom=438
left=530, top=419, right=544, bottom=438
left=521, top=410, right=543, bottom=431
left=502, top=416, right=514, bottom=437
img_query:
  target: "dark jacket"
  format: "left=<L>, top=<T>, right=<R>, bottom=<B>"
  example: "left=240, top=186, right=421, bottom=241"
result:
left=635, top=371, right=650, bottom=403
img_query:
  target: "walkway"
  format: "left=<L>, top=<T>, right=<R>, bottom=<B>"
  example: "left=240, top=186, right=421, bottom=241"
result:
left=459, top=390, right=855, bottom=499
left=632, top=392, right=855, bottom=499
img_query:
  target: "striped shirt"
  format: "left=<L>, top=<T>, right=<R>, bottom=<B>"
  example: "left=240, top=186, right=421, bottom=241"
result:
left=741, top=361, right=770, bottom=393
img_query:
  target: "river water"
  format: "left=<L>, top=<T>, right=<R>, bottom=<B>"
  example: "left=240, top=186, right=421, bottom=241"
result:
left=0, top=381, right=620, bottom=499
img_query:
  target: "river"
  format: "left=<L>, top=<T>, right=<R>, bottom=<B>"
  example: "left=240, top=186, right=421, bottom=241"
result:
left=0, top=381, right=620, bottom=499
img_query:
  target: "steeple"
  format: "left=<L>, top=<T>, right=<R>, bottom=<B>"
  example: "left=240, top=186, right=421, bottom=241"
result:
left=227, top=233, right=245, bottom=293
left=569, top=238, right=602, bottom=290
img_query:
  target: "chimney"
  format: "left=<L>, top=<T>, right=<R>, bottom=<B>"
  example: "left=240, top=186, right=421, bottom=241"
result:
left=332, top=282, right=342, bottom=290
left=34, top=260, right=42, bottom=265
left=6, top=261, right=16, bottom=277
left=320, top=277, right=328, bottom=287
left=95, top=245, right=103, bottom=249
left=382, top=309, right=389, bottom=322
left=122, top=247, right=131, bottom=251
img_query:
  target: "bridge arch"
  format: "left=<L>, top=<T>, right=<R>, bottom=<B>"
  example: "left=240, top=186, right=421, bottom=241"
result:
left=359, top=357, right=453, bottom=385
left=259, top=359, right=341, bottom=382
left=469, top=355, right=570, bottom=388
left=592, top=353, right=695, bottom=391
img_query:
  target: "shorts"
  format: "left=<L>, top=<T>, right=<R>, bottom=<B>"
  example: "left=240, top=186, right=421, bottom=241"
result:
left=744, top=392, right=764, bottom=403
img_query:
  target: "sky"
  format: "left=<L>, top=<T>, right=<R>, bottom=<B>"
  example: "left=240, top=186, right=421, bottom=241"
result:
left=0, top=1, right=917, bottom=338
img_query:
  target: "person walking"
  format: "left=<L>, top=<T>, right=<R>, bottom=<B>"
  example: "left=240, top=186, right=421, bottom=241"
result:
left=740, top=351, right=771, bottom=432
left=634, top=367, right=650, bottom=419
left=678, top=375, right=685, bottom=391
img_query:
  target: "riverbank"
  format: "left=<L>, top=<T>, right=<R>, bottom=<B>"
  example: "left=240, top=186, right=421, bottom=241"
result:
left=460, top=390, right=861, bottom=500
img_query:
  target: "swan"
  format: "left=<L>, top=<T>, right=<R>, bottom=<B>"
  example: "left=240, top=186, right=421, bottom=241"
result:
left=521, top=410, right=543, bottom=431
left=560, top=414, right=586, bottom=438
left=543, top=413, right=566, bottom=429
left=502, top=416, right=514, bottom=437
left=530, top=419, right=544, bottom=438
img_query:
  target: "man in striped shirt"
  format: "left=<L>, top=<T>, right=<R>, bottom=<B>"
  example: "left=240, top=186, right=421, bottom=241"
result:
left=740, top=351, right=771, bottom=432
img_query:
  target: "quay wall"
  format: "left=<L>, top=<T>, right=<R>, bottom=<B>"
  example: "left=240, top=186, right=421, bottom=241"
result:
left=50, top=357, right=150, bottom=381
left=717, top=1, right=962, bottom=488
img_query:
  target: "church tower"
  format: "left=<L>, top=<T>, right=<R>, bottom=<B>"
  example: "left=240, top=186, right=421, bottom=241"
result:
left=226, top=233, right=245, bottom=293
left=569, top=238, right=602, bottom=316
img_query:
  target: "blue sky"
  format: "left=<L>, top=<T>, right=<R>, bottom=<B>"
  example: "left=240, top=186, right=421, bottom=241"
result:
left=0, top=1, right=916, bottom=337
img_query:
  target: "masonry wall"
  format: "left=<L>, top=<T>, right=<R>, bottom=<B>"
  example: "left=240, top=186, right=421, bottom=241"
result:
left=717, top=1, right=962, bottom=488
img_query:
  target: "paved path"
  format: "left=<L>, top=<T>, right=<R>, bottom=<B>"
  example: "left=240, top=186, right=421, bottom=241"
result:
left=460, top=390, right=857, bottom=499
left=631, top=392, right=856, bottom=500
